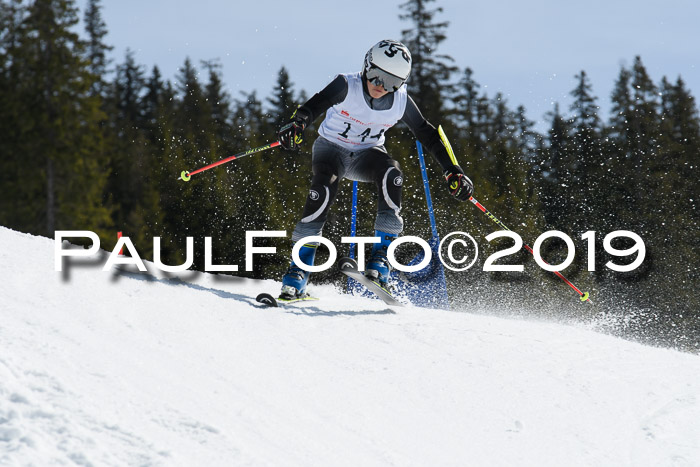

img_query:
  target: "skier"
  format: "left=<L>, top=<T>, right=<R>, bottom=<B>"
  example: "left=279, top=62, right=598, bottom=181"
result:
left=277, top=39, right=473, bottom=299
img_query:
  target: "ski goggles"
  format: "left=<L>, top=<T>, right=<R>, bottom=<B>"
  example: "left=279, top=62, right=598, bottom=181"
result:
left=366, top=66, right=406, bottom=92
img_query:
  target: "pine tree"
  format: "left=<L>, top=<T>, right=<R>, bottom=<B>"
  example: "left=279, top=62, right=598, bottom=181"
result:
left=146, top=71, right=181, bottom=263
left=0, top=0, right=24, bottom=54
left=83, top=0, right=111, bottom=96
left=630, top=56, right=660, bottom=158
left=485, top=95, right=536, bottom=227
left=143, top=65, right=164, bottom=136
left=201, top=59, right=232, bottom=144
left=452, top=67, right=483, bottom=153
left=568, top=70, right=604, bottom=229
left=539, top=103, right=574, bottom=229
left=0, top=1, right=26, bottom=227
left=656, top=75, right=700, bottom=315
left=113, top=49, right=145, bottom=126
left=610, top=58, right=661, bottom=235
left=659, top=76, right=700, bottom=174
left=399, top=0, right=457, bottom=124
left=605, top=58, right=696, bottom=332
left=198, top=59, right=248, bottom=270
left=176, top=57, right=212, bottom=152
left=266, top=66, right=297, bottom=129
left=606, top=64, right=639, bottom=230
left=0, top=0, right=111, bottom=237
left=167, top=58, right=213, bottom=267
left=516, top=104, right=542, bottom=203
left=105, top=49, right=146, bottom=232
left=233, top=90, right=267, bottom=141
left=104, top=51, right=167, bottom=257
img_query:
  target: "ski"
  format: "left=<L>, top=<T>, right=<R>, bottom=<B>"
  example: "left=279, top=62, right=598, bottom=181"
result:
left=255, top=292, right=318, bottom=308
left=338, top=257, right=403, bottom=307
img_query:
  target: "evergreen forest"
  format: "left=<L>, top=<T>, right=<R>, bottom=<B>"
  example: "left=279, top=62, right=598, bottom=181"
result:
left=1, top=0, right=698, bottom=350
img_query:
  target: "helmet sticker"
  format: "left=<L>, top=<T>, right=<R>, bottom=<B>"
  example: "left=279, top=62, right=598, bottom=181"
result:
left=377, top=40, right=410, bottom=64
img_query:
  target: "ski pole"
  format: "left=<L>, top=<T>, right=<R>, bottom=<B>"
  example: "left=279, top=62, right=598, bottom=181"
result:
left=435, top=125, right=591, bottom=303
left=179, top=141, right=281, bottom=181
left=469, top=196, right=592, bottom=304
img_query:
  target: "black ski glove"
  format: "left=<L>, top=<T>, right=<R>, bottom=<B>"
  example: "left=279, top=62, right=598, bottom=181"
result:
left=278, top=119, right=305, bottom=151
left=444, top=165, right=474, bottom=201
left=279, top=106, right=312, bottom=151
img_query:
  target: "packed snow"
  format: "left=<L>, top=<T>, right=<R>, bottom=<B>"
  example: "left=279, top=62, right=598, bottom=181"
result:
left=1, top=226, right=699, bottom=466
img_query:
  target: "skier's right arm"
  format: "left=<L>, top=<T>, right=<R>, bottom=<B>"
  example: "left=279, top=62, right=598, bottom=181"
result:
left=278, top=75, right=348, bottom=150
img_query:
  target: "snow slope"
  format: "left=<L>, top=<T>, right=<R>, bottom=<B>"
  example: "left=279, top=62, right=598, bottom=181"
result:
left=1, top=226, right=699, bottom=466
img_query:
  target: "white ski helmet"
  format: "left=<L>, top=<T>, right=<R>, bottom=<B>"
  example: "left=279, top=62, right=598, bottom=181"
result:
left=363, top=40, right=412, bottom=92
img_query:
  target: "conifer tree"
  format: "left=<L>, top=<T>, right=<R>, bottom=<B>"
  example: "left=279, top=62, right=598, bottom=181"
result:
left=606, top=64, right=640, bottom=231
left=516, top=104, right=542, bottom=203
left=656, top=75, right=700, bottom=312
left=168, top=58, right=215, bottom=267
left=452, top=67, right=483, bottom=152
left=609, top=67, right=633, bottom=143
left=143, top=65, right=164, bottom=136
left=198, top=59, right=245, bottom=269
left=605, top=58, right=696, bottom=326
left=201, top=60, right=232, bottom=145
left=146, top=71, right=181, bottom=263
left=83, top=0, right=111, bottom=96
left=266, top=66, right=297, bottom=129
left=399, top=0, right=457, bottom=124
left=483, top=95, right=536, bottom=228
left=0, top=0, right=111, bottom=237
left=176, top=57, right=211, bottom=151
left=659, top=76, right=700, bottom=175
left=113, top=49, right=145, bottom=126
left=233, top=90, right=267, bottom=142
left=610, top=57, right=661, bottom=234
left=0, top=1, right=26, bottom=226
left=539, top=103, right=573, bottom=229
left=106, top=49, right=146, bottom=233
left=568, top=70, right=604, bottom=229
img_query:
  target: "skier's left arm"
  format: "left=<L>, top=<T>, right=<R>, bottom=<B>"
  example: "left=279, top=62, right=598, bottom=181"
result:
left=401, top=96, right=474, bottom=201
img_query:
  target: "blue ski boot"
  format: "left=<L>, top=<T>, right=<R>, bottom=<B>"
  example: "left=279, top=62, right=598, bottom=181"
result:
left=365, top=230, right=396, bottom=286
left=280, top=243, right=318, bottom=298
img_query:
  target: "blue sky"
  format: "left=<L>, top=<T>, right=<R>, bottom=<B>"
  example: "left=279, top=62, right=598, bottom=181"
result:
left=78, top=0, right=699, bottom=132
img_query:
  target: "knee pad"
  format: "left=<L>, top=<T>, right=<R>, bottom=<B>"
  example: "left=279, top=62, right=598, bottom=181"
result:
left=302, top=184, right=331, bottom=223
left=302, top=164, right=339, bottom=224
left=380, top=166, right=403, bottom=210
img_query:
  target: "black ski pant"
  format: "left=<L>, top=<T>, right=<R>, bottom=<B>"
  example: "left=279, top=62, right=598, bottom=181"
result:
left=291, top=137, right=404, bottom=243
